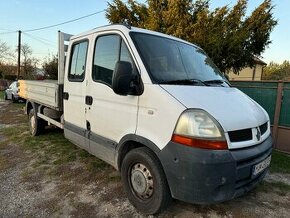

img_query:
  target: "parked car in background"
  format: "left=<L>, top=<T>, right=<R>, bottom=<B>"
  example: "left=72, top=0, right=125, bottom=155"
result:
left=4, top=81, right=21, bottom=102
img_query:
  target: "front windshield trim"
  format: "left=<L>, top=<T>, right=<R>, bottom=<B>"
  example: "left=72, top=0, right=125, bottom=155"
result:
left=129, top=31, right=226, bottom=85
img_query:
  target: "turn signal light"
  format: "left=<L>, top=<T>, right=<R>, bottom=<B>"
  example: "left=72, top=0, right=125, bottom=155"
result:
left=171, top=134, right=228, bottom=150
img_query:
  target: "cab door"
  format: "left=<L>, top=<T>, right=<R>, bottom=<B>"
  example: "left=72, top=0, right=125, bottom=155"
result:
left=86, top=33, right=139, bottom=165
left=63, top=39, right=89, bottom=151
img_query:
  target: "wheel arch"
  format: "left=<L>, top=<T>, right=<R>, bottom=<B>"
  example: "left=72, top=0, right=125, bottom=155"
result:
left=25, top=100, right=35, bottom=115
left=25, top=100, right=42, bottom=116
left=116, top=134, right=161, bottom=171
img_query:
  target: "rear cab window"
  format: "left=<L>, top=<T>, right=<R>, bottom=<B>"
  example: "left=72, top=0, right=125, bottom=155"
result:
left=68, top=40, right=88, bottom=82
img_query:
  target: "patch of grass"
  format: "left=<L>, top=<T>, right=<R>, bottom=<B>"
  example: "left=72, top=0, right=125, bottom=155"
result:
left=0, top=155, right=10, bottom=171
left=107, top=174, right=121, bottom=183
left=0, top=91, right=4, bottom=100
left=0, top=123, right=110, bottom=182
left=21, top=168, right=36, bottom=182
left=91, top=159, right=108, bottom=169
left=0, top=102, right=114, bottom=188
left=0, top=125, right=28, bottom=146
left=257, top=181, right=290, bottom=195
left=270, top=150, right=290, bottom=174
left=71, top=201, right=98, bottom=217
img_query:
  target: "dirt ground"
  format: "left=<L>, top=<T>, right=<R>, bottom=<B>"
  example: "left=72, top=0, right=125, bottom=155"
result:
left=0, top=99, right=290, bottom=218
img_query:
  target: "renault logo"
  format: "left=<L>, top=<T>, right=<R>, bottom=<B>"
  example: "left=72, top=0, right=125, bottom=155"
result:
left=256, top=127, right=261, bottom=141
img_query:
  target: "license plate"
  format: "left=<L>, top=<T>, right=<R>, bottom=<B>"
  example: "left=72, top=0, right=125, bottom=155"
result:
left=253, top=155, right=271, bottom=176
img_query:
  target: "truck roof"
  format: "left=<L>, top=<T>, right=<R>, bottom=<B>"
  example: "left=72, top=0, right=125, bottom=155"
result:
left=71, top=24, right=195, bottom=47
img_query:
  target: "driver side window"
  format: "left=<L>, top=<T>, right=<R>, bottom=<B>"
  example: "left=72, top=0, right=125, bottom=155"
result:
left=92, top=34, right=137, bottom=86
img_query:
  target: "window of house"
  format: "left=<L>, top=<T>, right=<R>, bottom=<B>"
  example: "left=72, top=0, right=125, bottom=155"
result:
left=68, top=41, right=88, bottom=81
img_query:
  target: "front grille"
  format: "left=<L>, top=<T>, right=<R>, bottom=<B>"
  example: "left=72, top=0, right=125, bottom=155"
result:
left=260, top=122, right=268, bottom=135
left=228, top=122, right=268, bottom=143
left=228, top=128, right=252, bottom=142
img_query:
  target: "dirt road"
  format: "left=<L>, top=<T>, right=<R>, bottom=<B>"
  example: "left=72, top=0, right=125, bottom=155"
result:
left=0, top=99, right=290, bottom=217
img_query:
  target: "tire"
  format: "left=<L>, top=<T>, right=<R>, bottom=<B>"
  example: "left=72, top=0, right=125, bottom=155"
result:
left=4, top=93, right=8, bottom=100
left=28, top=109, right=45, bottom=136
left=121, top=147, right=171, bottom=215
left=12, top=94, right=17, bottom=103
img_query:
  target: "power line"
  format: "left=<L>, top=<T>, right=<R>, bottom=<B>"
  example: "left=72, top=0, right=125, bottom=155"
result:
left=0, top=31, right=17, bottom=35
left=23, top=9, right=106, bottom=32
left=0, top=28, right=15, bottom=31
left=26, top=33, right=56, bottom=44
left=23, top=32, right=56, bottom=48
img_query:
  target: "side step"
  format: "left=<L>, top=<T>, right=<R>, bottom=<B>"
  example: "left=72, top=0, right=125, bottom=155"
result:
left=37, top=112, right=64, bottom=129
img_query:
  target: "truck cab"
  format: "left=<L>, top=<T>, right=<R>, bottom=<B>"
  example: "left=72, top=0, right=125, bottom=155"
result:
left=20, top=24, right=272, bottom=215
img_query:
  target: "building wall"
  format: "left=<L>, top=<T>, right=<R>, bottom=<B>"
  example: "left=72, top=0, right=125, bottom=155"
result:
left=229, top=64, right=264, bottom=81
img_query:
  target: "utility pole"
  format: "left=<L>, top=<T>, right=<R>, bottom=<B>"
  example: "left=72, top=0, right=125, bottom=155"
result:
left=17, top=30, right=21, bottom=80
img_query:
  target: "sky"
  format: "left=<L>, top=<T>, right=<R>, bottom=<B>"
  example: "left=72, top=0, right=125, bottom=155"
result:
left=0, top=0, right=289, bottom=65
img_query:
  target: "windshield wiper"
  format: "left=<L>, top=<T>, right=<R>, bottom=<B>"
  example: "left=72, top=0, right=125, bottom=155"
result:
left=159, top=79, right=208, bottom=86
left=203, top=79, right=230, bottom=86
left=203, top=79, right=224, bottom=84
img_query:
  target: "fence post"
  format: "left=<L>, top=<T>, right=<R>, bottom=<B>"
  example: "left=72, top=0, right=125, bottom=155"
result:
left=273, top=81, right=284, bottom=147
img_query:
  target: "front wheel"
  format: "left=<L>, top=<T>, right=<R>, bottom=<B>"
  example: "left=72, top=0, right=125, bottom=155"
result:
left=121, top=147, right=171, bottom=215
left=4, top=93, right=8, bottom=100
left=28, top=109, right=45, bottom=136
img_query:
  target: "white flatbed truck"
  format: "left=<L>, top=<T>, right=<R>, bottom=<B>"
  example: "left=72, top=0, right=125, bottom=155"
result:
left=19, top=25, right=272, bottom=215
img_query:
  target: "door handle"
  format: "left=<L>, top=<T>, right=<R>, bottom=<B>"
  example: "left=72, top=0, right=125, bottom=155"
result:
left=63, top=92, right=69, bottom=100
left=85, top=96, right=93, bottom=105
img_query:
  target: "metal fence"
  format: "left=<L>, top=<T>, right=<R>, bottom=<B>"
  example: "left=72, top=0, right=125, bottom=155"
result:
left=231, top=81, right=290, bottom=153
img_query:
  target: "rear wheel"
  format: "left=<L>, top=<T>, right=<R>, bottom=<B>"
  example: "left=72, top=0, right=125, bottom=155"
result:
left=121, top=147, right=171, bottom=215
left=28, top=109, right=45, bottom=136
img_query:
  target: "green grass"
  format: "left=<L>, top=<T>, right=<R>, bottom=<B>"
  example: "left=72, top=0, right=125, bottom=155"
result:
left=0, top=124, right=110, bottom=180
left=270, top=150, right=290, bottom=174
left=257, top=181, right=290, bottom=195
left=0, top=91, right=4, bottom=100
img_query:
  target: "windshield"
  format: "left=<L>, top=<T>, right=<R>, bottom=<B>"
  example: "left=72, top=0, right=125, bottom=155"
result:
left=131, top=32, right=228, bottom=86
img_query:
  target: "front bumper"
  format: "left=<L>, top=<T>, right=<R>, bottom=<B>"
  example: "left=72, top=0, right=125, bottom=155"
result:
left=158, top=135, right=272, bottom=204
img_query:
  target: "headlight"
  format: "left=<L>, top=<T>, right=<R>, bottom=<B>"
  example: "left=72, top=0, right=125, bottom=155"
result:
left=172, top=110, right=227, bottom=150
left=174, top=110, right=223, bottom=138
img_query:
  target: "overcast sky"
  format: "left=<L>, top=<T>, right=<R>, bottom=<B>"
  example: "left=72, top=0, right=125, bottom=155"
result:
left=0, top=0, right=289, bottom=65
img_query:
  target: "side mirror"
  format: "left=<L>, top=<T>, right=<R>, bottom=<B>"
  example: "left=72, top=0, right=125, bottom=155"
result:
left=112, top=61, right=143, bottom=96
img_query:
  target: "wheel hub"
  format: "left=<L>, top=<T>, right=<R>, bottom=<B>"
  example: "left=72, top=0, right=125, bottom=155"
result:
left=130, top=163, right=153, bottom=199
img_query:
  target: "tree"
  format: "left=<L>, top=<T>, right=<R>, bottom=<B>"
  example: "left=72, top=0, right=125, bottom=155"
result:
left=16, top=43, right=39, bottom=79
left=42, top=55, right=58, bottom=80
left=106, top=0, right=277, bottom=73
left=0, top=40, right=14, bottom=64
left=0, top=41, right=10, bottom=61
left=263, top=61, right=290, bottom=80
left=20, top=43, right=32, bottom=77
left=0, top=41, right=16, bottom=79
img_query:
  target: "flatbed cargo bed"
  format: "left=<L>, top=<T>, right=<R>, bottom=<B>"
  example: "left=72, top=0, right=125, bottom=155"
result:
left=19, top=80, right=63, bottom=110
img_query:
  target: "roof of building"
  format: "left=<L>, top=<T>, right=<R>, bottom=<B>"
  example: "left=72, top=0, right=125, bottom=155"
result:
left=253, top=57, right=267, bottom=66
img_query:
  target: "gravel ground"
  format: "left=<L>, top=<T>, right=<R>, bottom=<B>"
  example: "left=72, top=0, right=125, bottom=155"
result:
left=0, top=99, right=290, bottom=217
